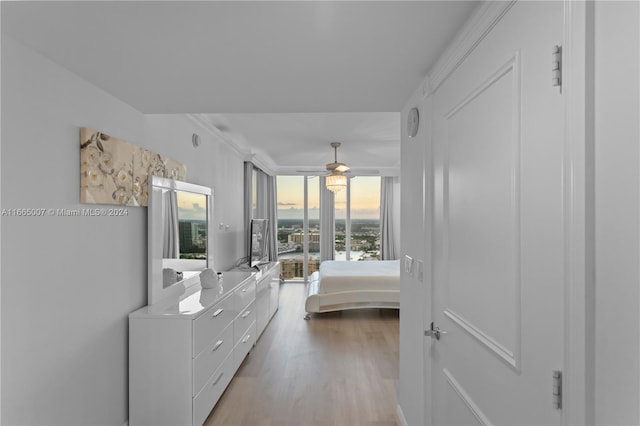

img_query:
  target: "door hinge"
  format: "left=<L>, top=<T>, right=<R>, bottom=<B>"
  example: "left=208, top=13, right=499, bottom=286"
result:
left=552, top=370, right=562, bottom=409
left=552, top=45, right=562, bottom=89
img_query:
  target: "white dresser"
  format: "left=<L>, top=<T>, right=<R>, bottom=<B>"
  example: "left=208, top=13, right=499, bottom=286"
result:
left=129, top=271, right=258, bottom=426
left=254, top=262, right=280, bottom=338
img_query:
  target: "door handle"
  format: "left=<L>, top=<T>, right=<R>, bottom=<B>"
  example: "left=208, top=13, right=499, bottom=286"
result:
left=425, top=321, right=447, bottom=340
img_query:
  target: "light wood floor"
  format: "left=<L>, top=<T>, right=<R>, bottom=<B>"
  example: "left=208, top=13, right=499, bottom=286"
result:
left=204, top=283, right=400, bottom=426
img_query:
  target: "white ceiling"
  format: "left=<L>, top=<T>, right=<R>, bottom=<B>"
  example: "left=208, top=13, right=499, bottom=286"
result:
left=2, top=1, right=479, bottom=174
left=203, top=112, right=402, bottom=175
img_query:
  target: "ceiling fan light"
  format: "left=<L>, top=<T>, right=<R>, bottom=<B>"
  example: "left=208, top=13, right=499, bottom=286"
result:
left=334, top=163, right=350, bottom=173
left=326, top=172, right=347, bottom=192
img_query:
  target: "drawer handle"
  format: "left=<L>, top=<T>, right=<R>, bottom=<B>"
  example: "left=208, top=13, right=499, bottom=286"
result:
left=242, top=334, right=251, bottom=344
left=212, top=371, right=224, bottom=386
left=241, top=310, right=251, bottom=318
left=212, top=308, right=223, bottom=318
left=212, top=340, right=223, bottom=352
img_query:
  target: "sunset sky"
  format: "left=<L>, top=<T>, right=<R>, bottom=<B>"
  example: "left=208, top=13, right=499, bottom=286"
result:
left=177, top=191, right=207, bottom=221
left=277, top=176, right=381, bottom=219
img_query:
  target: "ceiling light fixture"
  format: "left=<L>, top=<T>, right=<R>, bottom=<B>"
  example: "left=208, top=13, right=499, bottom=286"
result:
left=326, top=172, right=347, bottom=193
left=326, top=142, right=348, bottom=193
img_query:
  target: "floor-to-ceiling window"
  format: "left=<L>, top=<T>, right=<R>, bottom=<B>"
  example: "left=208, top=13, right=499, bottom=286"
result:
left=277, top=175, right=381, bottom=282
left=306, top=177, right=321, bottom=276
left=276, top=176, right=321, bottom=281
left=334, top=182, right=348, bottom=260
left=349, top=176, right=381, bottom=260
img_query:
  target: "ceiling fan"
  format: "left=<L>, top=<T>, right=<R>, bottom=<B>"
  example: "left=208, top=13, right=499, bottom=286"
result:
left=295, top=142, right=380, bottom=176
left=326, top=142, right=350, bottom=174
left=295, top=142, right=350, bottom=175
left=324, top=142, right=349, bottom=192
left=293, top=142, right=352, bottom=192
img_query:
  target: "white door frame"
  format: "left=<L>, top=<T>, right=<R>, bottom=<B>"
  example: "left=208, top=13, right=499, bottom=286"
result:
left=422, top=85, right=434, bottom=426
left=561, top=1, right=592, bottom=424
left=421, top=1, right=592, bottom=424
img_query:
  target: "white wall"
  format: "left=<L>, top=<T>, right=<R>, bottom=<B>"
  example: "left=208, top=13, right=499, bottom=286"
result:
left=0, top=7, right=4, bottom=422
left=1, top=36, right=145, bottom=425
left=144, top=115, right=246, bottom=271
left=397, top=83, right=428, bottom=425
left=594, top=2, right=640, bottom=424
left=1, top=37, right=247, bottom=425
left=0, top=7, right=2, bottom=423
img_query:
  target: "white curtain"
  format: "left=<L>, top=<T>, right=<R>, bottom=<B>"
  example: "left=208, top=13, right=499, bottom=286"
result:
left=266, top=175, right=278, bottom=261
left=255, top=170, right=269, bottom=219
left=245, top=162, right=278, bottom=263
left=243, top=162, right=254, bottom=260
left=380, top=176, right=397, bottom=260
left=319, top=176, right=335, bottom=261
left=162, top=189, right=179, bottom=258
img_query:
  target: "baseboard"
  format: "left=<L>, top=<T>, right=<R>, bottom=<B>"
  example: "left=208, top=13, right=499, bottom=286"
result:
left=396, top=404, right=409, bottom=426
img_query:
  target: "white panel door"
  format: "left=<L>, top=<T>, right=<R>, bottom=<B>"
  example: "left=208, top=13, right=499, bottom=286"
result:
left=429, top=2, right=564, bottom=425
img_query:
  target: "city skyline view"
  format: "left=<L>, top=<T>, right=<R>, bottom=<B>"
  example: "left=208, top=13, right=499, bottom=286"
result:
left=276, top=175, right=381, bottom=220
left=276, top=175, right=382, bottom=279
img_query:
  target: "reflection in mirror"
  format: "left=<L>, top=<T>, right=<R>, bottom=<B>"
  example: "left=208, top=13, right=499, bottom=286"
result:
left=148, top=176, right=214, bottom=305
left=250, top=218, right=269, bottom=267
left=176, top=191, right=207, bottom=260
left=162, top=190, right=208, bottom=287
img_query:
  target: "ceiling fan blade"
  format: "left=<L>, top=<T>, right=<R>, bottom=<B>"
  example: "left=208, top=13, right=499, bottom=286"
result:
left=352, top=169, right=379, bottom=175
left=295, top=169, right=329, bottom=175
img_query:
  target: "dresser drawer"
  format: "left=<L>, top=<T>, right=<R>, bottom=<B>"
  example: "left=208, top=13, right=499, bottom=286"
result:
left=193, top=295, right=234, bottom=356
left=233, top=278, right=256, bottom=313
left=233, top=320, right=256, bottom=372
left=256, top=285, right=270, bottom=339
left=256, top=274, right=270, bottom=298
left=234, top=301, right=256, bottom=344
left=193, top=352, right=233, bottom=426
left=193, top=323, right=233, bottom=395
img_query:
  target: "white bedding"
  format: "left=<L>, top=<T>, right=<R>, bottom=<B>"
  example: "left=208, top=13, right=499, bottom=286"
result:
left=304, top=259, right=401, bottom=316
left=317, top=260, right=400, bottom=294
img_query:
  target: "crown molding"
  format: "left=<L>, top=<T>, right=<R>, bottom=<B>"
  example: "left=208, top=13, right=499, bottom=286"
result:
left=187, top=114, right=248, bottom=158
left=186, top=114, right=276, bottom=175
left=421, top=75, right=432, bottom=99
left=373, top=166, right=400, bottom=177
left=247, top=153, right=277, bottom=176
left=427, top=0, right=516, bottom=95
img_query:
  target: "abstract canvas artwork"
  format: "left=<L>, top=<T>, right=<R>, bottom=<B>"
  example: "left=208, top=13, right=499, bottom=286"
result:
left=80, top=127, right=186, bottom=207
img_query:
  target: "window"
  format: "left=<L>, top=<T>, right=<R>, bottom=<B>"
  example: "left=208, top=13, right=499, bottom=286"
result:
left=334, top=184, right=347, bottom=260
left=276, top=176, right=321, bottom=281
left=276, top=175, right=382, bottom=282
left=349, top=176, right=381, bottom=261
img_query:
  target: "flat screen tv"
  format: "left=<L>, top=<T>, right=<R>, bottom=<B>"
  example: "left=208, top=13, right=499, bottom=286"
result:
left=249, top=218, right=269, bottom=267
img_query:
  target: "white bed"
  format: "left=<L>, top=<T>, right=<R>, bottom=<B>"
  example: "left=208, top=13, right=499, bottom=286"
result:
left=304, top=260, right=400, bottom=318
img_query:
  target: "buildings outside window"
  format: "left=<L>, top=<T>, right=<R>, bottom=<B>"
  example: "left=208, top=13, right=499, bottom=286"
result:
left=276, top=175, right=381, bottom=281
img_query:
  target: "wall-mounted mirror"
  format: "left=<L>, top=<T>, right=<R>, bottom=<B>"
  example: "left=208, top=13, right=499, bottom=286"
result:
left=148, top=176, right=214, bottom=305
